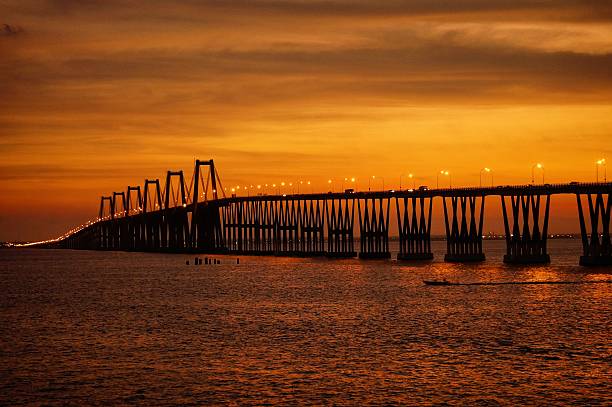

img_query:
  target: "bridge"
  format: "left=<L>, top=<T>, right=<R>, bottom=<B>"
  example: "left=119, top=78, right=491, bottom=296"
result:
left=33, top=159, right=611, bottom=266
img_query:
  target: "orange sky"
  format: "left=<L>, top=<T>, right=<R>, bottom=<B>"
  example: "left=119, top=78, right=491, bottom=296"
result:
left=1, top=1, right=612, bottom=241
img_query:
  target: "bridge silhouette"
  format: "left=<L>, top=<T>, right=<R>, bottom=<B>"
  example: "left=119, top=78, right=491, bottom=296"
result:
left=37, top=159, right=611, bottom=266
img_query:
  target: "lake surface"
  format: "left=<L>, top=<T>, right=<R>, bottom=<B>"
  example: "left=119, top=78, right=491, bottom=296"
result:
left=1, top=241, right=611, bottom=405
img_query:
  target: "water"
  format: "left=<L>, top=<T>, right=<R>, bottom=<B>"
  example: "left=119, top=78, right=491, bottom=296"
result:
left=1, top=241, right=611, bottom=405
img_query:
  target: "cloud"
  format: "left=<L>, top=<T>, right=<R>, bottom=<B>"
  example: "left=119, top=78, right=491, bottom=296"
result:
left=1, top=23, right=24, bottom=36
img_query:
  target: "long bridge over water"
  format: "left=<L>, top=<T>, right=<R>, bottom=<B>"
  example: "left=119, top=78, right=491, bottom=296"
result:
left=37, top=159, right=611, bottom=266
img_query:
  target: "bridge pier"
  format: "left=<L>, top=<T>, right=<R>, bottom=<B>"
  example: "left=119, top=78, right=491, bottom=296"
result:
left=358, top=197, right=391, bottom=259
left=125, top=215, right=143, bottom=250
left=164, top=207, right=189, bottom=252
left=97, top=221, right=109, bottom=249
left=193, top=201, right=225, bottom=252
left=223, top=200, right=275, bottom=255
left=298, top=199, right=325, bottom=256
left=442, top=196, right=485, bottom=262
left=501, top=194, right=551, bottom=264
left=396, top=196, right=433, bottom=260
left=326, top=198, right=356, bottom=258
left=63, top=225, right=99, bottom=250
left=576, top=193, right=611, bottom=266
left=275, top=199, right=300, bottom=255
left=222, top=201, right=240, bottom=253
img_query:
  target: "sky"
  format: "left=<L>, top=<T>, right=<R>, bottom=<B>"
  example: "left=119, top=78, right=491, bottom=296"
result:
left=1, top=0, right=612, bottom=241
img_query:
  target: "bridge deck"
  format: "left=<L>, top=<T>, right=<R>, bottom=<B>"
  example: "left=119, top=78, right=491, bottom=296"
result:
left=210, top=182, right=612, bottom=206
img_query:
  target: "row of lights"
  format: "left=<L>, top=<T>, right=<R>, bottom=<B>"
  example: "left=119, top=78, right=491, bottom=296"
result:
left=229, top=159, right=608, bottom=196
left=230, top=180, right=314, bottom=196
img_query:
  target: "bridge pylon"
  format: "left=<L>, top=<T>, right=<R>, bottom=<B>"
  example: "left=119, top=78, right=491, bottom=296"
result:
left=501, top=193, right=551, bottom=264
left=142, top=179, right=164, bottom=251
left=396, top=196, right=433, bottom=260
left=112, top=191, right=129, bottom=250
left=125, top=186, right=143, bottom=250
left=576, top=192, right=611, bottom=266
left=163, top=170, right=190, bottom=252
left=190, top=159, right=225, bottom=252
left=98, top=196, right=113, bottom=249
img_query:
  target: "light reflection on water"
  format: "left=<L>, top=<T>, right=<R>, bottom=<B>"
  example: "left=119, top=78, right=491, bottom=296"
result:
left=0, top=241, right=610, bottom=405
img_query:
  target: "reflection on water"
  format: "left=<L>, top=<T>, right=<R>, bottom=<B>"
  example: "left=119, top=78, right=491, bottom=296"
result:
left=0, top=241, right=610, bottom=405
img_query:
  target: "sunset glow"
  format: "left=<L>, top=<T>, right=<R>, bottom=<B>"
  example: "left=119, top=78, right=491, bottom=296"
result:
left=2, top=1, right=612, bottom=240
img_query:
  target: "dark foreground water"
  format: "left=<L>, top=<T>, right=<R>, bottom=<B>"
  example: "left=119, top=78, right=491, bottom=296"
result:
left=1, top=241, right=611, bottom=406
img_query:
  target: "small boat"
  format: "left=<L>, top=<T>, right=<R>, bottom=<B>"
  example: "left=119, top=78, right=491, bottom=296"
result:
left=423, top=279, right=452, bottom=286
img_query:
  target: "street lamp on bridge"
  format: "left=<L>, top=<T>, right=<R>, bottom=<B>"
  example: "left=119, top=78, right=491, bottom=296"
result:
left=596, top=159, right=607, bottom=182
left=437, top=170, right=450, bottom=188
left=480, top=167, right=492, bottom=187
left=399, top=173, right=415, bottom=190
left=531, top=163, right=544, bottom=184
left=369, top=175, right=384, bottom=191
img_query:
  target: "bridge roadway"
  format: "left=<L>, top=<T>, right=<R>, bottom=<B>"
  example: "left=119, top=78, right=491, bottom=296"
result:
left=46, top=177, right=612, bottom=266
left=213, top=182, right=611, bottom=203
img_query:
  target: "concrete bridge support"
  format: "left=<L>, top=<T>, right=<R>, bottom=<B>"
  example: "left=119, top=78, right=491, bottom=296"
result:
left=443, top=196, right=486, bottom=262
left=358, top=197, right=391, bottom=259
left=501, top=194, right=551, bottom=264
left=192, top=201, right=224, bottom=252
left=164, top=207, right=189, bottom=252
left=223, top=200, right=267, bottom=254
left=62, top=225, right=99, bottom=250
left=275, top=199, right=300, bottom=255
left=576, top=193, right=611, bottom=266
left=124, top=215, right=143, bottom=251
left=396, top=196, right=433, bottom=261
left=326, top=198, right=356, bottom=258
left=97, top=221, right=110, bottom=249
left=298, top=199, right=325, bottom=256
